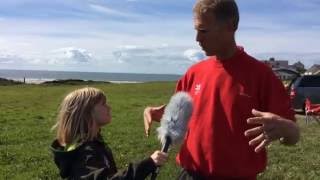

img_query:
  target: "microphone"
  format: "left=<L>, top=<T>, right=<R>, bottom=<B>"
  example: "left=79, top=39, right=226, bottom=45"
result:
left=151, top=91, right=193, bottom=180
left=157, top=91, right=193, bottom=150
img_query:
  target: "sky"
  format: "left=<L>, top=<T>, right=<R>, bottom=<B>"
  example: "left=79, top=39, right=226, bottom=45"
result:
left=0, top=0, right=319, bottom=74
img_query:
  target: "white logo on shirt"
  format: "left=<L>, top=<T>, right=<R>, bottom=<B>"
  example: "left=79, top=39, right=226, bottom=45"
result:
left=195, top=84, right=201, bottom=95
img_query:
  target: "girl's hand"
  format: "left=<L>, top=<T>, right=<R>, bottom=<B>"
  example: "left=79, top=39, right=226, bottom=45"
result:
left=150, top=150, right=168, bottom=166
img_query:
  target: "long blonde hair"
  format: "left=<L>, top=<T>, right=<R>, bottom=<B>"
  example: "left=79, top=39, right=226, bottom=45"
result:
left=52, top=87, right=106, bottom=145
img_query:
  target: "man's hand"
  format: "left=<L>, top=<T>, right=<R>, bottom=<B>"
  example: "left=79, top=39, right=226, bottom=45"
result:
left=244, top=109, right=299, bottom=153
left=143, top=105, right=166, bottom=137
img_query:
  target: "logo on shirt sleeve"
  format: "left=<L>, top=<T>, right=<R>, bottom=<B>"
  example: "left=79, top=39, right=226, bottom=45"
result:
left=195, top=84, right=201, bottom=95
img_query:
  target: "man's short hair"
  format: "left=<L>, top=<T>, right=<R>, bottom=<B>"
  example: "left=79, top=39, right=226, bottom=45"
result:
left=193, top=0, right=239, bottom=31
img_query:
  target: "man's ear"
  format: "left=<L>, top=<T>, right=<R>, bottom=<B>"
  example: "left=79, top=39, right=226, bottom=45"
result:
left=225, top=19, right=237, bottom=32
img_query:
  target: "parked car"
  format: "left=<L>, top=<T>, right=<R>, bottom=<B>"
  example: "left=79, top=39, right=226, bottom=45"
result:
left=289, top=75, right=320, bottom=111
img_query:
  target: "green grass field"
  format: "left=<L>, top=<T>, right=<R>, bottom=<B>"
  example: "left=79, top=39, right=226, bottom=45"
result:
left=1, top=82, right=319, bottom=179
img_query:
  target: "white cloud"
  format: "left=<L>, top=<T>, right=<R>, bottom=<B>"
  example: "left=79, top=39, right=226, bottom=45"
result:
left=0, top=52, right=22, bottom=64
left=183, top=49, right=205, bottom=62
left=28, top=58, right=43, bottom=64
left=89, top=4, right=140, bottom=18
left=48, top=47, right=93, bottom=65
left=113, top=45, right=192, bottom=64
left=0, top=58, right=14, bottom=64
left=110, top=45, right=204, bottom=74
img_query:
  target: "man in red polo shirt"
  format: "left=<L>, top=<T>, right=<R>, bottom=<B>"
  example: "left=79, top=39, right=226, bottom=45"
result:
left=143, top=0, right=300, bottom=179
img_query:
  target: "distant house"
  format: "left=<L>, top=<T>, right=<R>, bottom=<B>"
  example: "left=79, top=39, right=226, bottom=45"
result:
left=289, top=61, right=305, bottom=73
left=262, top=57, right=289, bottom=69
left=305, top=64, right=320, bottom=75
left=273, top=68, right=300, bottom=81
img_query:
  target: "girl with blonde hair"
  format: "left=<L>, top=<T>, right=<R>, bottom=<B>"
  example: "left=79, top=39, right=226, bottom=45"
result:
left=51, top=87, right=167, bottom=179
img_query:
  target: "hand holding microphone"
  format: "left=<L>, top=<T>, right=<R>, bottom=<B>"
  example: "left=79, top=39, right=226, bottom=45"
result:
left=150, top=150, right=168, bottom=166
left=148, top=92, right=193, bottom=180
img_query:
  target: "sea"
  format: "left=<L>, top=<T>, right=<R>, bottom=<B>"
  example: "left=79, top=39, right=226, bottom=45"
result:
left=0, top=69, right=182, bottom=84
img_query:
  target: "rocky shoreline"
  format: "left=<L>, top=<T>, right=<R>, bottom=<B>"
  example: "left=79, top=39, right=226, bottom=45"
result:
left=0, top=77, right=111, bottom=85
left=0, top=78, right=23, bottom=85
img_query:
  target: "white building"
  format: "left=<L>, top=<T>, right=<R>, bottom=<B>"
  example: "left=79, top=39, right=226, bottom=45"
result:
left=262, top=57, right=289, bottom=69
left=305, top=64, right=320, bottom=75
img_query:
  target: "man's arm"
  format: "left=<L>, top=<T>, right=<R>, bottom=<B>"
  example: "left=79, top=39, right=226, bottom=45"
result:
left=143, top=105, right=166, bottom=137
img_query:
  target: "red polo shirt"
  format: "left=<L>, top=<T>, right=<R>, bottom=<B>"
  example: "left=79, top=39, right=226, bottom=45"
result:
left=175, top=47, right=294, bottom=178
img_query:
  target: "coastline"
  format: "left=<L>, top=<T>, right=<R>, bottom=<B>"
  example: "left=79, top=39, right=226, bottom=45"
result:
left=0, top=69, right=181, bottom=84
left=0, top=69, right=181, bottom=85
left=13, top=78, right=55, bottom=84
left=6, top=77, right=142, bottom=84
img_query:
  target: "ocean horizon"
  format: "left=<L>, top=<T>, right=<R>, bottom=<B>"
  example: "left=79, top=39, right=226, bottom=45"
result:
left=0, top=69, right=182, bottom=84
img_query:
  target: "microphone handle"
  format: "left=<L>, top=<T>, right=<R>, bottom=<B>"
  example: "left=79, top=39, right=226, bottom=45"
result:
left=161, top=136, right=172, bottom=153
left=150, top=136, right=171, bottom=180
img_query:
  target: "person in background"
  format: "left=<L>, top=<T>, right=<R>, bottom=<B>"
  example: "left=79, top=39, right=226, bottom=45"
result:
left=51, top=87, right=168, bottom=180
left=143, top=0, right=299, bottom=179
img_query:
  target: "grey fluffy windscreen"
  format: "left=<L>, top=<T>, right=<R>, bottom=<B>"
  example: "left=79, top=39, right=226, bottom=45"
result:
left=157, top=92, right=193, bottom=146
